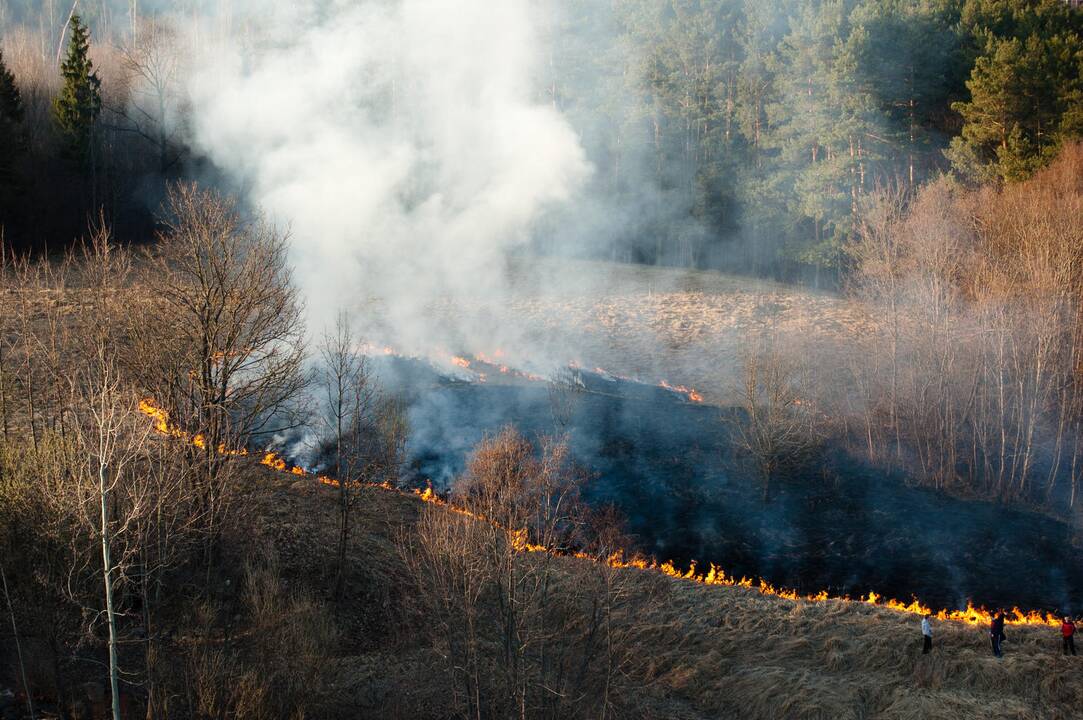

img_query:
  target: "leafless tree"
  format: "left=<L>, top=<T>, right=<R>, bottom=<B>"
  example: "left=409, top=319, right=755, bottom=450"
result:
left=849, top=185, right=909, bottom=460
left=731, top=336, right=819, bottom=503
left=115, top=18, right=185, bottom=173
left=133, top=182, right=309, bottom=548
left=68, top=340, right=154, bottom=720
left=315, top=311, right=377, bottom=597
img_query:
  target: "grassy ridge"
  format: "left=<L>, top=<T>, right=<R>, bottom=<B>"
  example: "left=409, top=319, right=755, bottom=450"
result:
left=248, top=465, right=1083, bottom=720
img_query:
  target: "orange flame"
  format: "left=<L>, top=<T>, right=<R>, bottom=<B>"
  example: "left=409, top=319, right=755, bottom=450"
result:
left=362, top=343, right=700, bottom=398
left=138, top=397, right=1058, bottom=628
left=659, top=380, right=704, bottom=403
left=138, top=399, right=246, bottom=456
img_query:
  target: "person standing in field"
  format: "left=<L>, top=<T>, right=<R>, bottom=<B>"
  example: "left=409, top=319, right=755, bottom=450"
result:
left=990, top=612, right=1005, bottom=658
left=921, top=613, right=933, bottom=654
left=1061, top=616, right=1076, bottom=656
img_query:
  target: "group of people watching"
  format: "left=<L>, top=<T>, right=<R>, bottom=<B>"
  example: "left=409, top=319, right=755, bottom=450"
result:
left=920, top=612, right=1077, bottom=657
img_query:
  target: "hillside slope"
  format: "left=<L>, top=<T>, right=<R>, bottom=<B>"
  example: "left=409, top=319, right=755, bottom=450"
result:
left=244, top=465, right=1083, bottom=720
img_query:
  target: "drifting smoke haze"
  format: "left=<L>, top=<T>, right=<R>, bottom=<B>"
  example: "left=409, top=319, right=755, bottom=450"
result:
left=185, top=0, right=594, bottom=359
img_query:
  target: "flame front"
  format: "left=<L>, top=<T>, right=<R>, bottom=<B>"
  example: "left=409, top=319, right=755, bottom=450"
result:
left=658, top=380, right=704, bottom=403
left=138, top=398, right=1058, bottom=628
left=138, top=399, right=246, bottom=456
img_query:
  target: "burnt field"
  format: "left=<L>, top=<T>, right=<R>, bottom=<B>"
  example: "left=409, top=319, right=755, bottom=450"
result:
left=377, top=354, right=1083, bottom=614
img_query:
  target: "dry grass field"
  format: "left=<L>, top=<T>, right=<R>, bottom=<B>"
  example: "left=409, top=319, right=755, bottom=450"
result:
left=251, top=464, right=1083, bottom=720
left=414, top=257, right=877, bottom=404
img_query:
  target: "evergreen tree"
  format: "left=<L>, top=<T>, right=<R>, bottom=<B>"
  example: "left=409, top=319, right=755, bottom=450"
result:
left=763, top=0, right=873, bottom=275
left=0, top=48, right=24, bottom=206
left=0, top=50, right=21, bottom=127
left=949, top=0, right=1083, bottom=182
left=53, top=14, right=102, bottom=167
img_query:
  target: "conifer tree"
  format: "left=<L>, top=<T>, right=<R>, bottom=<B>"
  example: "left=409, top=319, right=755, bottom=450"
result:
left=54, top=15, right=102, bottom=167
left=0, top=50, right=21, bottom=127
left=0, top=48, right=24, bottom=202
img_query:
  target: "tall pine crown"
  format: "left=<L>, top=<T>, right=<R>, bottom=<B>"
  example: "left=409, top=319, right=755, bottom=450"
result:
left=53, top=14, right=101, bottom=166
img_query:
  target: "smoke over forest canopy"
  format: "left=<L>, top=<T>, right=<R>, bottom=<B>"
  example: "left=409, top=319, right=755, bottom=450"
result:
left=2, top=0, right=1081, bottom=280
left=2, top=3, right=1083, bottom=524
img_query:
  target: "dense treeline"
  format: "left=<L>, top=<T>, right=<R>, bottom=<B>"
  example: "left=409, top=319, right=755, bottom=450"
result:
left=549, top=0, right=1083, bottom=280
left=0, top=3, right=195, bottom=252
left=1, top=0, right=1081, bottom=276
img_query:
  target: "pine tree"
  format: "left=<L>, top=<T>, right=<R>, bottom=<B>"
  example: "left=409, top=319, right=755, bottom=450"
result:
left=949, top=0, right=1083, bottom=182
left=0, top=48, right=24, bottom=199
left=54, top=15, right=102, bottom=167
left=0, top=50, right=21, bottom=127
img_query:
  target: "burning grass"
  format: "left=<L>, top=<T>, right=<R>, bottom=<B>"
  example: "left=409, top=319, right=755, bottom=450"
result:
left=138, top=398, right=1062, bottom=629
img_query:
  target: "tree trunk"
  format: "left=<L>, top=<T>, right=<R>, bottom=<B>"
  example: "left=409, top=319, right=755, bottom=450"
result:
left=1, top=563, right=35, bottom=720
left=99, top=462, right=122, bottom=720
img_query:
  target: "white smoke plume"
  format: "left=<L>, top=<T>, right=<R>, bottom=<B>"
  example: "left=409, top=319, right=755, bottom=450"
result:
left=185, top=0, right=591, bottom=353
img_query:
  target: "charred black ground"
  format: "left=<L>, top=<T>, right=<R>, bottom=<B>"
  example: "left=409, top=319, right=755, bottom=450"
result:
left=374, top=355, right=1083, bottom=614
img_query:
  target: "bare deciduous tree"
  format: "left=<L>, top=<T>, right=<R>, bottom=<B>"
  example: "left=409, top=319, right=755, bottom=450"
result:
left=132, top=181, right=309, bottom=549
left=732, top=336, right=819, bottom=503
left=68, top=341, right=153, bottom=720
left=115, top=18, right=184, bottom=173
left=316, top=311, right=377, bottom=597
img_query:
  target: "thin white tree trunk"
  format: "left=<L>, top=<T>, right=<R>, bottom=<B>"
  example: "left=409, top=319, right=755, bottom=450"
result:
left=99, top=462, right=121, bottom=720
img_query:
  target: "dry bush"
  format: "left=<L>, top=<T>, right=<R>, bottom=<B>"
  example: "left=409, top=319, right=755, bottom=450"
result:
left=180, top=560, right=338, bottom=720
left=243, top=559, right=339, bottom=712
left=452, top=426, right=590, bottom=550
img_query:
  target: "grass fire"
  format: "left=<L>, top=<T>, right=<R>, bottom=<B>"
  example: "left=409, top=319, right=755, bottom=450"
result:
left=4, top=2, right=1083, bottom=719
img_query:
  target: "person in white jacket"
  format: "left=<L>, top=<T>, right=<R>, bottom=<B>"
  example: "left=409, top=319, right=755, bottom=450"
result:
left=921, top=614, right=933, bottom=654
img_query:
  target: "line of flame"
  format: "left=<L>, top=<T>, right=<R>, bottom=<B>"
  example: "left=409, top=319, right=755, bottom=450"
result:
left=138, top=397, right=1060, bottom=627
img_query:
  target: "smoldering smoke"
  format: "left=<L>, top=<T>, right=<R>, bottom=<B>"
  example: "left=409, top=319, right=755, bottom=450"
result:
left=185, top=0, right=591, bottom=355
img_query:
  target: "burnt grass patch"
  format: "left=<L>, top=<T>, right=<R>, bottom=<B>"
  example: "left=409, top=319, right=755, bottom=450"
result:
left=382, top=356, right=1083, bottom=613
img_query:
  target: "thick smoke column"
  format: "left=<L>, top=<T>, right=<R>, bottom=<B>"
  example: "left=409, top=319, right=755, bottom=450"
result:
left=186, top=0, right=590, bottom=346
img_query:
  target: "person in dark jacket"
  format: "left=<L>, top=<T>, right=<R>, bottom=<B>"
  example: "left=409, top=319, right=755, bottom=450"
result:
left=1062, top=617, right=1076, bottom=656
left=990, top=613, right=1006, bottom=657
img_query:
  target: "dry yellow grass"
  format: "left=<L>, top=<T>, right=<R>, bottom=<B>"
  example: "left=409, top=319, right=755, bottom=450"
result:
left=412, top=258, right=877, bottom=404
left=247, top=466, right=1083, bottom=720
